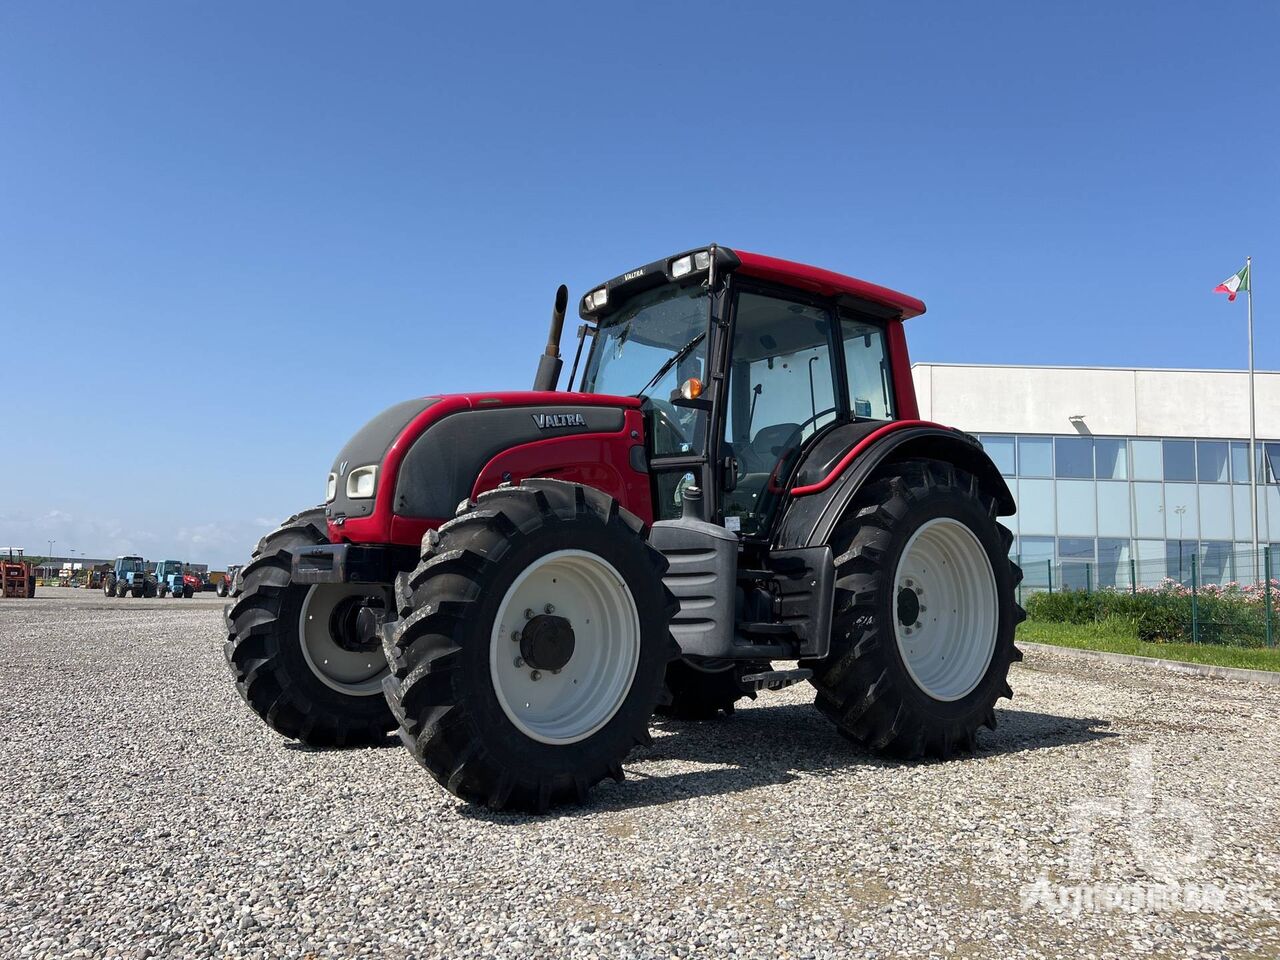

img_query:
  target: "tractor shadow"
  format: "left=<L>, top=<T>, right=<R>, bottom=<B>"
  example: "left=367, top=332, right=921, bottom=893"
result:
left=459, top=701, right=1116, bottom=821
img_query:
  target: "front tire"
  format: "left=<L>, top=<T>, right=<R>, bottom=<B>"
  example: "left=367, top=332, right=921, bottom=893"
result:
left=223, top=509, right=395, bottom=747
left=383, top=480, right=679, bottom=812
left=806, top=459, right=1024, bottom=758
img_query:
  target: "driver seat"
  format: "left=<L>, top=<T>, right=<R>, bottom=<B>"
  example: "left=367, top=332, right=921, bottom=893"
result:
left=725, top=422, right=802, bottom=529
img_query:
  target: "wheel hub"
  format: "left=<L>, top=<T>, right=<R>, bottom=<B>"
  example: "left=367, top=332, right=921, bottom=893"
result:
left=328, top=596, right=384, bottom=653
left=519, top=614, right=576, bottom=672
left=896, top=583, right=922, bottom=629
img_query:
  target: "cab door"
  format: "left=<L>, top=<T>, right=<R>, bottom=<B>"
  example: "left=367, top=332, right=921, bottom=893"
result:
left=719, top=285, right=846, bottom=537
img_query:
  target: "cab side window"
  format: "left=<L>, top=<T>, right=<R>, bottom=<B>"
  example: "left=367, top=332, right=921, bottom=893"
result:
left=841, top=317, right=893, bottom=420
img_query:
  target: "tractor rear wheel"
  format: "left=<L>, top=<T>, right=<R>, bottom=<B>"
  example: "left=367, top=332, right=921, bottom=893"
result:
left=383, top=479, right=679, bottom=812
left=805, top=459, right=1024, bottom=758
left=655, top=659, right=759, bottom=720
left=224, top=508, right=395, bottom=747
left=183, top=585, right=194, bottom=599
left=103, top=578, right=115, bottom=598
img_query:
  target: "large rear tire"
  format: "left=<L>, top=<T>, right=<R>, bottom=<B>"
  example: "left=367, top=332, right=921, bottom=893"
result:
left=383, top=479, right=679, bottom=812
left=224, top=508, right=395, bottom=747
left=805, top=459, right=1024, bottom=758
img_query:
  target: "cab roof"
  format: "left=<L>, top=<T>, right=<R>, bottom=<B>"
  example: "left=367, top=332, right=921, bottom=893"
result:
left=733, top=250, right=926, bottom=320
left=580, top=245, right=925, bottom=322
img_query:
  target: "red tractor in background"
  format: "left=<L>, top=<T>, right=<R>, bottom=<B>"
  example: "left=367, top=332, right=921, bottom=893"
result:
left=225, top=246, right=1023, bottom=812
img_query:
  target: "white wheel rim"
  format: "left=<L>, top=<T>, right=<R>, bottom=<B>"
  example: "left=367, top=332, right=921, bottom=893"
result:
left=298, top=584, right=388, bottom=697
left=892, top=517, right=998, bottom=702
left=489, top=549, right=641, bottom=745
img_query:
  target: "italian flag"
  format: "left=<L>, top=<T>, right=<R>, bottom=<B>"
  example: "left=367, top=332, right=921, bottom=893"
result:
left=1215, top=264, right=1250, bottom=301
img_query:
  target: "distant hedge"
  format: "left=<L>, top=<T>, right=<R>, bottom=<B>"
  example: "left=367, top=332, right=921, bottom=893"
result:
left=1024, top=580, right=1278, bottom=648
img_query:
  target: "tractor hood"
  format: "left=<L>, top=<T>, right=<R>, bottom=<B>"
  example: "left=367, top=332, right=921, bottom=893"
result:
left=325, top=391, right=641, bottom=529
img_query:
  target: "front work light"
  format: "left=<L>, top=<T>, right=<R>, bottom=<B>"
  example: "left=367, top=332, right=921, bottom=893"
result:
left=671, top=250, right=712, bottom=279
left=582, top=287, right=609, bottom=312
left=326, top=473, right=338, bottom=502
left=346, top=465, right=378, bottom=499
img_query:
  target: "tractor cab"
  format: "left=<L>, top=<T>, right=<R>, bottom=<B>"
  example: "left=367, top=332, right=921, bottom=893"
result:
left=574, top=246, right=921, bottom=540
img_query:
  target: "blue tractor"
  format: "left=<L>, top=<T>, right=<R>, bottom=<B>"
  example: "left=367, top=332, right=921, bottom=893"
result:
left=155, top=560, right=192, bottom=598
left=103, top=555, right=156, bottom=598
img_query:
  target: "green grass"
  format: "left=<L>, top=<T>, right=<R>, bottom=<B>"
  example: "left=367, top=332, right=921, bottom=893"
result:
left=1017, top=619, right=1280, bottom=673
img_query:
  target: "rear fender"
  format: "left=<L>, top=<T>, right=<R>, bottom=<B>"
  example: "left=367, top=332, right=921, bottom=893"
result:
left=773, top=421, right=1014, bottom=550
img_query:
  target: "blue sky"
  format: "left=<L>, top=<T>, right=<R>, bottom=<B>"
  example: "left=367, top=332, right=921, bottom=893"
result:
left=2, top=1, right=1277, bottom=567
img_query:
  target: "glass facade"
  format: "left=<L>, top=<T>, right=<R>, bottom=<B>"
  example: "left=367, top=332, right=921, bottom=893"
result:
left=980, top=433, right=1280, bottom=588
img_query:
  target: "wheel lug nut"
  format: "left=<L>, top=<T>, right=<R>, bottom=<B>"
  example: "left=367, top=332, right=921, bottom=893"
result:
left=524, top=608, right=534, bottom=619
left=530, top=670, right=541, bottom=681
left=512, top=630, right=521, bottom=642
left=544, top=603, right=555, bottom=614
left=514, top=656, right=524, bottom=667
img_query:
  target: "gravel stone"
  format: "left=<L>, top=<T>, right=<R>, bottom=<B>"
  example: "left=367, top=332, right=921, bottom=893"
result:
left=0, top=587, right=1277, bottom=958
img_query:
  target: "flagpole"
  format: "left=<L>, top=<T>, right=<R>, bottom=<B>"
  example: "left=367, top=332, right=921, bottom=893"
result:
left=1247, top=256, right=1259, bottom=583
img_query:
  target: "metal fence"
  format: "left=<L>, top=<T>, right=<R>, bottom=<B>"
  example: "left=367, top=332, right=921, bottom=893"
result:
left=1016, top=545, right=1276, bottom=647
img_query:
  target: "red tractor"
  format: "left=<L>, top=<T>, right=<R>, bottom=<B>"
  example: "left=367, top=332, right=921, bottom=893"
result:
left=225, top=246, right=1023, bottom=811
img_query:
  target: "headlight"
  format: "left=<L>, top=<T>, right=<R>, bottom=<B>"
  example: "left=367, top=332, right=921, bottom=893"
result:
left=326, top=473, right=338, bottom=502
left=581, top=287, right=608, bottom=313
left=346, top=465, right=377, bottom=499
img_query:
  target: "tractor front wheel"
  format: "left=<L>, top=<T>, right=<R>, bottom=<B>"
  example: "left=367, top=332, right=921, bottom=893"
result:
left=224, top=509, right=395, bottom=747
left=383, top=480, right=678, bottom=812
left=806, top=458, right=1024, bottom=758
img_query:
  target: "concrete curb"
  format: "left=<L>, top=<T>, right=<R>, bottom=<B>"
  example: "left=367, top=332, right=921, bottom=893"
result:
left=1020, top=641, right=1280, bottom=686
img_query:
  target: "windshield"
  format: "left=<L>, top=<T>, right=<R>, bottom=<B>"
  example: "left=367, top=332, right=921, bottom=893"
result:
left=120, top=558, right=143, bottom=573
left=580, top=284, right=709, bottom=399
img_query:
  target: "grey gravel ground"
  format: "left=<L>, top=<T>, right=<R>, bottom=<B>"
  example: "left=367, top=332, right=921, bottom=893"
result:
left=1, top=587, right=1278, bottom=959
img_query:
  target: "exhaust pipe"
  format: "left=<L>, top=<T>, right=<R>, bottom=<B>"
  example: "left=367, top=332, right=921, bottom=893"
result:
left=532, top=284, right=569, bottom=391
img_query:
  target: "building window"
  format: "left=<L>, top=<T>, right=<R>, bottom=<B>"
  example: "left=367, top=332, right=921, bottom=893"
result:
left=1098, top=538, right=1132, bottom=589
left=1134, top=482, right=1165, bottom=538
left=1163, top=440, right=1196, bottom=482
left=980, top=435, right=1016, bottom=477
left=1056, top=480, right=1097, bottom=536
left=1097, top=481, right=1131, bottom=537
left=1197, top=441, right=1229, bottom=483
left=1095, top=438, right=1127, bottom=480
left=1016, top=478, right=1055, bottom=534
left=1131, top=440, right=1163, bottom=480
left=1164, top=484, right=1199, bottom=540
left=1054, top=436, right=1094, bottom=479
left=1018, top=536, right=1054, bottom=588
left=1018, top=437, right=1053, bottom=477
left=1199, top=484, right=1233, bottom=540
left=1231, top=441, right=1252, bottom=483
left=1058, top=537, right=1096, bottom=561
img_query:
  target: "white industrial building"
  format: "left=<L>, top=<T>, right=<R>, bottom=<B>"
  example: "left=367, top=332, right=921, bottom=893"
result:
left=911, top=364, right=1280, bottom=589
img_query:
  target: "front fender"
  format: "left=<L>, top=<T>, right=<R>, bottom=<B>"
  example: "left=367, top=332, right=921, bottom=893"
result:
left=773, top=421, right=1014, bottom=550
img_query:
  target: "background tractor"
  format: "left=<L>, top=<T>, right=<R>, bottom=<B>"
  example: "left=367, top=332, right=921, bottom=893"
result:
left=225, top=246, right=1023, bottom=812
left=214, top=564, right=242, bottom=597
left=104, top=555, right=156, bottom=598
left=155, top=560, right=194, bottom=598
